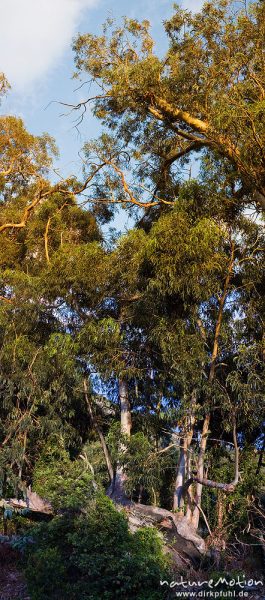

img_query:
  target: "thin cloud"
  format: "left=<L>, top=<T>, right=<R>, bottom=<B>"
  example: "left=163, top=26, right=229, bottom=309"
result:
left=0, top=0, right=97, bottom=91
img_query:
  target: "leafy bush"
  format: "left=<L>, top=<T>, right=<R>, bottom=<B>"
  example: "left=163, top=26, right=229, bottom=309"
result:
left=25, top=494, right=170, bottom=600
left=32, top=442, right=95, bottom=511
left=121, top=432, right=173, bottom=505
left=26, top=547, right=68, bottom=600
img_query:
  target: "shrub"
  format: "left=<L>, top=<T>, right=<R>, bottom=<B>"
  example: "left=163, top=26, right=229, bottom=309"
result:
left=32, top=443, right=95, bottom=511
left=25, top=494, right=170, bottom=600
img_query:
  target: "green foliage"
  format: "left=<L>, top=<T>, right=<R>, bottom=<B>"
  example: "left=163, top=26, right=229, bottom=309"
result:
left=25, top=494, right=170, bottom=600
left=122, top=432, right=174, bottom=504
left=202, top=445, right=265, bottom=535
left=147, top=206, right=227, bottom=302
left=33, top=441, right=95, bottom=511
left=0, top=3, right=264, bottom=586
left=73, top=0, right=265, bottom=211
left=26, top=547, right=68, bottom=600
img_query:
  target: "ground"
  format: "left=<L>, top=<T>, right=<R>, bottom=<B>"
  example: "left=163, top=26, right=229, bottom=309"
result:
left=0, top=542, right=29, bottom=600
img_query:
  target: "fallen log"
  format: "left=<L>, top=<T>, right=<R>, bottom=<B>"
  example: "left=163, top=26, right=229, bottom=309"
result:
left=120, top=502, right=206, bottom=564
left=1, top=488, right=206, bottom=564
left=0, top=488, right=52, bottom=515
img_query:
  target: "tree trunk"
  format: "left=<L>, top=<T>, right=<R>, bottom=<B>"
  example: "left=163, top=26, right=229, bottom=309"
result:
left=173, top=391, right=196, bottom=513
left=191, top=413, right=210, bottom=529
left=119, top=378, right=132, bottom=436
left=256, top=436, right=265, bottom=475
left=174, top=440, right=186, bottom=513
left=217, top=491, right=224, bottom=529
left=183, top=417, right=239, bottom=530
left=109, top=378, right=132, bottom=503
left=190, top=242, right=235, bottom=529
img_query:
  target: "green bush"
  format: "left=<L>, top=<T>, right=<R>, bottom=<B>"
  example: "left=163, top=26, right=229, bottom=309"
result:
left=25, top=547, right=68, bottom=600
left=25, top=494, right=170, bottom=600
left=32, top=443, right=95, bottom=511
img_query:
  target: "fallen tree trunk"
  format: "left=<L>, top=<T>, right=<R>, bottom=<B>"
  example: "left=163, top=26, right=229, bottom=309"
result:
left=1, top=488, right=52, bottom=515
left=1, top=489, right=206, bottom=565
left=125, top=502, right=206, bottom=563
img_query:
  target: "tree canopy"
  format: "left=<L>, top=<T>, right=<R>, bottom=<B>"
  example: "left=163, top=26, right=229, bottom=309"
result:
left=0, top=2, right=264, bottom=598
left=73, top=0, right=265, bottom=211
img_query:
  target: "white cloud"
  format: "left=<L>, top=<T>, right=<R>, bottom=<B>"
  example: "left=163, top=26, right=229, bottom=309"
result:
left=0, top=0, right=97, bottom=91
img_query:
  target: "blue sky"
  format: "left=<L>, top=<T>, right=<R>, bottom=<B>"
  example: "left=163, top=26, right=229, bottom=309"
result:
left=0, top=0, right=203, bottom=185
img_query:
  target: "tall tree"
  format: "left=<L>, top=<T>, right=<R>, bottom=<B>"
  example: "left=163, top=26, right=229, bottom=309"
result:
left=73, top=0, right=265, bottom=212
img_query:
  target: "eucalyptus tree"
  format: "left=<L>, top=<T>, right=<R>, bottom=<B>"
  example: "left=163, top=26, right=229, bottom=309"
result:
left=73, top=0, right=265, bottom=212
left=0, top=112, right=105, bottom=499
left=141, top=195, right=264, bottom=531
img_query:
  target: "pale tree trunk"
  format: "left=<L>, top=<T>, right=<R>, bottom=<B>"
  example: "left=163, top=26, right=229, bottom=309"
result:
left=190, top=242, right=235, bottom=529
left=191, top=414, right=210, bottom=528
left=110, top=378, right=132, bottom=503
left=110, top=303, right=133, bottom=502
left=120, top=378, right=132, bottom=436
left=185, top=469, right=194, bottom=522
left=173, top=390, right=196, bottom=514
left=174, top=440, right=186, bottom=513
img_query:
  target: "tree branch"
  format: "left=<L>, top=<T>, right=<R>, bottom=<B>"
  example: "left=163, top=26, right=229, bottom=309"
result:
left=184, top=417, right=239, bottom=494
left=0, top=187, right=50, bottom=233
left=44, top=217, right=51, bottom=264
left=152, top=96, right=209, bottom=134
